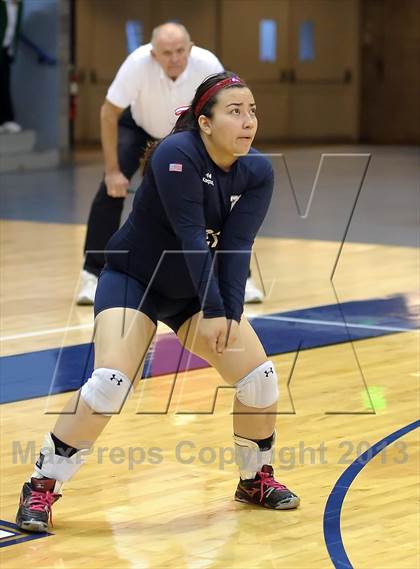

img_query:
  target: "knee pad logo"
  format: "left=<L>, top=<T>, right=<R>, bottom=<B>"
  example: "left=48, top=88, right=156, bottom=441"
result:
left=110, top=374, right=123, bottom=386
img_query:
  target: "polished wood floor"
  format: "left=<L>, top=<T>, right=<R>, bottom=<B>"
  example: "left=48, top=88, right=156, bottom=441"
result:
left=1, top=220, right=419, bottom=568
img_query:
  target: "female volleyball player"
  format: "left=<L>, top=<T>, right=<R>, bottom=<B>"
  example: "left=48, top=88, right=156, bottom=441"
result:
left=16, top=72, right=299, bottom=532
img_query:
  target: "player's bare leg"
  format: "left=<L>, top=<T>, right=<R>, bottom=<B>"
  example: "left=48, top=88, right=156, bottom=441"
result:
left=16, top=308, right=156, bottom=532
left=178, top=313, right=300, bottom=510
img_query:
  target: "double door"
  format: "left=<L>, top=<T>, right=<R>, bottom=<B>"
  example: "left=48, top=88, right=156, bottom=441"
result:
left=221, top=0, right=359, bottom=141
left=74, top=0, right=360, bottom=143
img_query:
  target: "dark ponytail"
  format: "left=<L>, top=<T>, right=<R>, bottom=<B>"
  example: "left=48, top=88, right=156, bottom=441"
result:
left=142, top=71, right=247, bottom=173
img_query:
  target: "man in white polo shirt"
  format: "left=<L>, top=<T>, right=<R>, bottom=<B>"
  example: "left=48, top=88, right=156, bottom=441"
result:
left=77, top=22, right=264, bottom=305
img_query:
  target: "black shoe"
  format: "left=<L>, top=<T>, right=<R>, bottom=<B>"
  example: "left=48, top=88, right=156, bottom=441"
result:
left=235, top=465, right=300, bottom=510
left=16, top=478, right=61, bottom=532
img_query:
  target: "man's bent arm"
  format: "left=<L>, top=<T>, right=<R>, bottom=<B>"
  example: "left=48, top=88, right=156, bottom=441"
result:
left=100, top=99, right=124, bottom=174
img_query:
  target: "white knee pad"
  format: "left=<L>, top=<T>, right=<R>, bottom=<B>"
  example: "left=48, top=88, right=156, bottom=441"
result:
left=235, top=361, right=279, bottom=408
left=80, top=368, right=132, bottom=416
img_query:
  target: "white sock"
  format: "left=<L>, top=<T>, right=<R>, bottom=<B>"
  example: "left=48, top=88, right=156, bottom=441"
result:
left=234, top=433, right=275, bottom=480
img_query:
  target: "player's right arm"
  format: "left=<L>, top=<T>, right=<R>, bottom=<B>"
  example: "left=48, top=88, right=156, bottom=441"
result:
left=100, top=100, right=129, bottom=198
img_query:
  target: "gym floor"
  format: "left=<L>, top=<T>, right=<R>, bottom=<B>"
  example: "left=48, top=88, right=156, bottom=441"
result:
left=0, top=144, right=418, bottom=568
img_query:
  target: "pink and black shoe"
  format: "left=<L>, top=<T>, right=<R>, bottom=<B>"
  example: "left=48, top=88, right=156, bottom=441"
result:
left=235, top=465, right=300, bottom=510
left=16, top=478, right=61, bottom=532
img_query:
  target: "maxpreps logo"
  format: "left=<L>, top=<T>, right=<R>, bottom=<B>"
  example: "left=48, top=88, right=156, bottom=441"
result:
left=202, top=172, right=214, bottom=186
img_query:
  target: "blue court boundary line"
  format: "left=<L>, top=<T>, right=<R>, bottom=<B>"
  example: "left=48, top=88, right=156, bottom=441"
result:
left=0, top=519, right=52, bottom=548
left=323, top=419, right=420, bottom=569
left=1, top=295, right=417, bottom=405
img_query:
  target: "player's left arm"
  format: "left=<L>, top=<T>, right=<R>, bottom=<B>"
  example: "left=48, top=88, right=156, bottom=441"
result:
left=217, top=160, right=274, bottom=322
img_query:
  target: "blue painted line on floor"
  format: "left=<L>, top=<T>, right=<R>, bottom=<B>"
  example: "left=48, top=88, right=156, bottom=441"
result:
left=0, top=519, right=52, bottom=548
left=323, top=419, right=420, bottom=568
left=0, top=296, right=417, bottom=405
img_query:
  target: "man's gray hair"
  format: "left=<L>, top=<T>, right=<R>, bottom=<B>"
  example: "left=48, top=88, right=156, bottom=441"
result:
left=151, top=22, right=191, bottom=47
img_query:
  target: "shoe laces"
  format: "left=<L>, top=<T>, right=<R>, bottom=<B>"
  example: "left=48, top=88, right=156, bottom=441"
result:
left=257, top=471, right=287, bottom=502
left=28, top=490, right=55, bottom=526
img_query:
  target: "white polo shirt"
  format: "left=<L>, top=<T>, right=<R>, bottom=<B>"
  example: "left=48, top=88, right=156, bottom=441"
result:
left=106, top=44, right=224, bottom=139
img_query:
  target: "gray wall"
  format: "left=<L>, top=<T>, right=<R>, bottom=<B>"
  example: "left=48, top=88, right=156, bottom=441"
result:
left=11, top=0, right=69, bottom=152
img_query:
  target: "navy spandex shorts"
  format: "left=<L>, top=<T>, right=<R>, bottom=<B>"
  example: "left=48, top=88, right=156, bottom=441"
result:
left=94, top=268, right=202, bottom=333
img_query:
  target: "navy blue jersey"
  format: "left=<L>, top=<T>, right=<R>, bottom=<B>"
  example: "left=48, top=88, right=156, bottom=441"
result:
left=106, top=130, right=274, bottom=322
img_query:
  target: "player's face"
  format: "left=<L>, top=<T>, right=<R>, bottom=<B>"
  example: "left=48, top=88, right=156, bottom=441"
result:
left=205, top=88, right=258, bottom=157
left=151, top=34, right=192, bottom=80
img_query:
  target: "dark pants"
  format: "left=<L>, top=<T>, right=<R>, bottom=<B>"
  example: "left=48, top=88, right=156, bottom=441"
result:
left=83, top=108, right=154, bottom=276
left=0, top=48, right=15, bottom=124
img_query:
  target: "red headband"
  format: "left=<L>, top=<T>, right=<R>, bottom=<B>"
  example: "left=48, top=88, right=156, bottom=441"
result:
left=194, top=76, right=246, bottom=117
left=175, top=105, right=190, bottom=116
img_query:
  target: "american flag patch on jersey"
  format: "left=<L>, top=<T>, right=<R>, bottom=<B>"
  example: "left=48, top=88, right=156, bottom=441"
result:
left=169, top=163, right=183, bottom=172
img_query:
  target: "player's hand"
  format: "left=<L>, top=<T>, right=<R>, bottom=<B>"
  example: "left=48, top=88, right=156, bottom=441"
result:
left=198, top=317, right=229, bottom=355
left=105, top=171, right=129, bottom=198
